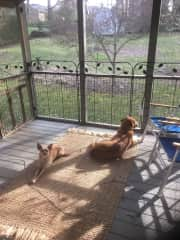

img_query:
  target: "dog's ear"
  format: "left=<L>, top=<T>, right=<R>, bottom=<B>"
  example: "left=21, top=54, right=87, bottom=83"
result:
left=128, top=116, right=137, bottom=128
left=37, top=143, right=43, bottom=151
left=48, top=144, right=53, bottom=150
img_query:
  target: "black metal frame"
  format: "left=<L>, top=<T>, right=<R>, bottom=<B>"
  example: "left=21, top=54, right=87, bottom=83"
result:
left=143, top=0, right=162, bottom=129
left=1, top=58, right=180, bottom=137
left=28, top=59, right=180, bottom=128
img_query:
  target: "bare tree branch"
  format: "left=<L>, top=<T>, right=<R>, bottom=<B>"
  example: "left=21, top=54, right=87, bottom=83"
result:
left=91, top=1, right=145, bottom=66
left=97, top=36, right=112, bottom=63
left=116, top=35, right=142, bottom=55
left=48, top=0, right=61, bottom=10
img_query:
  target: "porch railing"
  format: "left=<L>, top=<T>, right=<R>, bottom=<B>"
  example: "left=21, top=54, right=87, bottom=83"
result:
left=0, top=60, right=180, bottom=137
left=0, top=73, right=32, bottom=137
left=31, top=60, right=180, bottom=127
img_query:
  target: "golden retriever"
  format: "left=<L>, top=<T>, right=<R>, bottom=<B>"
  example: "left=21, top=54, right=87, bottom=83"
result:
left=87, top=116, right=139, bottom=161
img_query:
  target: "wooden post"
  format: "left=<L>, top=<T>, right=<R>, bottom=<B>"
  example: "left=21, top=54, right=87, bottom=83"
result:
left=0, top=121, right=3, bottom=138
left=6, top=91, right=16, bottom=129
left=18, top=85, right=26, bottom=122
left=16, top=2, right=37, bottom=118
left=142, top=0, right=162, bottom=129
left=77, top=0, right=87, bottom=124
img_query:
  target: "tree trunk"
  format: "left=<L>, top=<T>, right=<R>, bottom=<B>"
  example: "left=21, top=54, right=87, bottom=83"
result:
left=47, top=0, right=53, bottom=22
left=26, top=0, right=30, bottom=23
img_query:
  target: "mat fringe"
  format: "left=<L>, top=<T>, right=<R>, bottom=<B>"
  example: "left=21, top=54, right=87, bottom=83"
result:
left=67, top=128, right=142, bottom=143
left=0, top=224, right=50, bottom=240
left=67, top=128, right=113, bottom=138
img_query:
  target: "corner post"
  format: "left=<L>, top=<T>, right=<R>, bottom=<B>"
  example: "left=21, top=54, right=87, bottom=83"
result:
left=16, top=2, right=37, bottom=118
left=142, top=0, right=162, bottom=128
left=77, top=0, right=87, bottom=124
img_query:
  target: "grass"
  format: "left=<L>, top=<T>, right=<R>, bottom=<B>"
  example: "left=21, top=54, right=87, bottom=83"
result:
left=0, top=33, right=180, bottom=66
left=35, top=84, right=136, bottom=124
left=0, top=75, right=180, bottom=136
left=33, top=75, right=180, bottom=124
left=0, top=77, right=32, bottom=135
left=0, top=33, right=180, bottom=135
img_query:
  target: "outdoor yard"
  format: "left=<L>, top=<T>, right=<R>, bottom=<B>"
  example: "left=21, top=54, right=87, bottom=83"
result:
left=0, top=30, right=180, bottom=133
left=0, top=32, right=180, bottom=65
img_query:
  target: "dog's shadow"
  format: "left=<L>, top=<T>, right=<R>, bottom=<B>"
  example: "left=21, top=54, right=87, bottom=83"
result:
left=74, top=146, right=137, bottom=175
left=75, top=152, right=118, bottom=173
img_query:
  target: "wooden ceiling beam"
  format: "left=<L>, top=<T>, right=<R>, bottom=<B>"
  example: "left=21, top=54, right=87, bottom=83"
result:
left=0, top=0, right=24, bottom=8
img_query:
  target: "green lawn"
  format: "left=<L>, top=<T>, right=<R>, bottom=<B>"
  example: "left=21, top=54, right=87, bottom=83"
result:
left=0, top=33, right=180, bottom=135
left=0, top=33, right=180, bottom=66
left=0, top=76, right=180, bottom=136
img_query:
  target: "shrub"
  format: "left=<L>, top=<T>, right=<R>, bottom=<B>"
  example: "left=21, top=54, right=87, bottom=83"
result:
left=0, top=15, right=20, bottom=46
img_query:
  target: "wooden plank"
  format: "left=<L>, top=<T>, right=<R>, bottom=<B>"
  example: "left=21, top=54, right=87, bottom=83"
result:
left=128, top=168, right=180, bottom=192
left=15, top=127, right=67, bottom=137
left=106, top=232, right=129, bottom=240
left=6, top=91, right=16, bottom=129
left=7, top=129, right=57, bottom=139
left=0, top=0, right=15, bottom=8
left=7, top=125, right=68, bottom=138
left=0, top=73, right=27, bottom=82
left=12, top=127, right=66, bottom=137
left=18, top=85, right=26, bottom=122
left=5, top=132, right=66, bottom=146
left=123, top=188, right=180, bottom=213
left=115, top=208, right=156, bottom=229
left=111, top=219, right=158, bottom=240
left=22, top=123, right=73, bottom=132
left=0, top=0, right=24, bottom=7
left=0, top=142, right=37, bottom=154
left=0, top=153, right=32, bottom=164
left=119, top=198, right=170, bottom=219
left=115, top=208, right=175, bottom=234
left=1, top=134, right=66, bottom=149
left=26, top=120, right=75, bottom=129
left=3, top=122, right=69, bottom=137
left=0, top=161, right=24, bottom=171
left=0, top=177, right=6, bottom=185
left=0, top=167, right=19, bottom=178
left=127, top=174, right=180, bottom=192
left=150, top=103, right=177, bottom=108
left=0, top=122, right=2, bottom=139
left=0, top=148, right=36, bottom=160
left=0, top=84, right=26, bottom=96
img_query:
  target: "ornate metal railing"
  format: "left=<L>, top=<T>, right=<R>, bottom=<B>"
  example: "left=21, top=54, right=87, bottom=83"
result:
left=31, top=59, right=180, bottom=126
left=0, top=59, right=180, bottom=136
left=0, top=62, right=25, bottom=78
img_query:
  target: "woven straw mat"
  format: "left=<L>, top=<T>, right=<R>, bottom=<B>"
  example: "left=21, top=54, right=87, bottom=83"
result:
left=0, top=131, right=138, bottom=240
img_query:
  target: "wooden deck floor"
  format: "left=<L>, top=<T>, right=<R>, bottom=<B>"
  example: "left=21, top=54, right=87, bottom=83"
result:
left=0, top=120, right=180, bottom=240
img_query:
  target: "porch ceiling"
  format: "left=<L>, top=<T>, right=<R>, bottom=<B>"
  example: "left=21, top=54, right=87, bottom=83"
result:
left=0, top=0, right=24, bottom=8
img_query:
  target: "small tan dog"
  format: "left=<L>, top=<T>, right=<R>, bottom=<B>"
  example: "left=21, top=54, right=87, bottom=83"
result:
left=31, top=143, right=68, bottom=184
left=87, top=116, right=140, bottom=161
